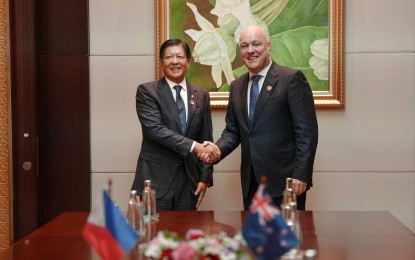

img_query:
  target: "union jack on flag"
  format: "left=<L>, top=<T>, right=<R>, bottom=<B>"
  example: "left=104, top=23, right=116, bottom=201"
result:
left=242, top=183, right=299, bottom=259
left=250, top=185, right=281, bottom=225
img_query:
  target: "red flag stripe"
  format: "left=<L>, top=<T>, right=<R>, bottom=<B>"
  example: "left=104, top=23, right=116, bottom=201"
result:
left=82, top=222, right=127, bottom=260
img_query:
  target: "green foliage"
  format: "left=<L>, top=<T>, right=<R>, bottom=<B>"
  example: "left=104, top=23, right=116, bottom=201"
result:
left=270, top=26, right=328, bottom=91
left=267, top=0, right=328, bottom=35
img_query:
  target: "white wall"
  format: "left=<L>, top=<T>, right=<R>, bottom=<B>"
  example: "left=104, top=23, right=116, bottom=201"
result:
left=89, top=0, right=415, bottom=233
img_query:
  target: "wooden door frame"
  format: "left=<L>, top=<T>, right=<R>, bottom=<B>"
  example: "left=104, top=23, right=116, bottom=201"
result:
left=0, top=0, right=11, bottom=249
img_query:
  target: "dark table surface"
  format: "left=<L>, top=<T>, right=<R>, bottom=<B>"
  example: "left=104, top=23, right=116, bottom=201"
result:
left=2, top=210, right=414, bottom=259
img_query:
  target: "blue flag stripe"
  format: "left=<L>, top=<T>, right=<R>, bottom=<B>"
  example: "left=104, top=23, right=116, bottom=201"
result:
left=103, top=191, right=140, bottom=252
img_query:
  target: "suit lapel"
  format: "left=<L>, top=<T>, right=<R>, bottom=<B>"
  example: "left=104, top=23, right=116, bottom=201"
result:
left=251, top=62, right=279, bottom=128
left=157, top=77, right=182, bottom=133
left=186, top=82, right=197, bottom=134
left=240, top=74, right=250, bottom=128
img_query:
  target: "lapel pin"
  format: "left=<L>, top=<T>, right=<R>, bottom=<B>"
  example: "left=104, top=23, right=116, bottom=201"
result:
left=266, top=85, right=272, bottom=91
left=190, top=95, right=195, bottom=105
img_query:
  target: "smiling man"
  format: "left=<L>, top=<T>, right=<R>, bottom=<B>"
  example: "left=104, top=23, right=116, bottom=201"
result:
left=200, top=25, right=319, bottom=211
left=131, top=39, right=217, bottom=210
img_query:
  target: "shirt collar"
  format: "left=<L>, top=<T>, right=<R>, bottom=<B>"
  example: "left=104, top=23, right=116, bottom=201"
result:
left=249, top=60, right=272, bottom=79
left=165, top=77, right=187, bottom=91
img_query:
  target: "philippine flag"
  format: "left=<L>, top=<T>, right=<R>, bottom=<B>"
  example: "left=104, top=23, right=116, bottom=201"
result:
left=82, top=189, right=140, bottom=260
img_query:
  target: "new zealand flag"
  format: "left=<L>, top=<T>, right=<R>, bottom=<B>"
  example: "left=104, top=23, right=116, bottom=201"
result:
left=242, top=184, right=299, bottom=259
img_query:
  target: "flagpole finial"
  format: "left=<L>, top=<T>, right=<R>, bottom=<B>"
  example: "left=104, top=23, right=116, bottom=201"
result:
left=107, top=178, right=113, bottom=196
left=260, top=175, right=268, bottom=186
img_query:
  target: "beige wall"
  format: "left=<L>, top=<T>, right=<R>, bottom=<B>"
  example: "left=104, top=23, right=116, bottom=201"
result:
left=89, top=0, right=415, bottom=232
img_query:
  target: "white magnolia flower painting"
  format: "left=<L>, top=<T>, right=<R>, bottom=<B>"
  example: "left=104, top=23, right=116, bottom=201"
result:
left=169, top=0, right=330, bottom=92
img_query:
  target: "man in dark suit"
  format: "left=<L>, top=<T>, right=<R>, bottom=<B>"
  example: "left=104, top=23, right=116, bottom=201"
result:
left=131, top=39, right=216, bottom=210
left=201, top=25, right=318, bottom=210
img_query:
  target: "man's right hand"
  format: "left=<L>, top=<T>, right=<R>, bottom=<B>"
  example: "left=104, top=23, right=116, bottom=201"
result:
left=194, top=141, right=221, bottom=164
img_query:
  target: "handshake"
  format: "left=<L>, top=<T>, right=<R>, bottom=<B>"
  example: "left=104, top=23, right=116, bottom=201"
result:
left=193, top=141, right=221, bottom=164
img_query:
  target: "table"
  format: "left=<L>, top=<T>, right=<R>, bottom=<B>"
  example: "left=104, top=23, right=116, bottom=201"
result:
left=2, top=211, right=414, bottom=259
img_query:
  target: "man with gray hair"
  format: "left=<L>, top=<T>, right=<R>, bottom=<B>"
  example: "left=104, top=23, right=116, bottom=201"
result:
left=200, top=25, right=318, bottom=210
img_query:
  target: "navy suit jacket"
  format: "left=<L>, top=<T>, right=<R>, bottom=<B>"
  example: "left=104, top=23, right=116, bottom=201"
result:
left=132, top=77, right=213, bottom=198
left=216, top=62, right=318, bottom=198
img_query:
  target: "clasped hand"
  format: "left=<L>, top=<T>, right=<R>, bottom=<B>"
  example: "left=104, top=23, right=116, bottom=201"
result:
left=194, top=141, right=220, bottom=164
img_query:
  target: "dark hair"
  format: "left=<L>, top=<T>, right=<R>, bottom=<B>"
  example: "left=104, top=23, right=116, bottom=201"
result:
left=159, top=39, right=191, bottom=61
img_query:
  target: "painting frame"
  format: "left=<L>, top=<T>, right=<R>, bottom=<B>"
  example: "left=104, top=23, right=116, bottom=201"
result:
left=155, top=0, right=344, bottom=109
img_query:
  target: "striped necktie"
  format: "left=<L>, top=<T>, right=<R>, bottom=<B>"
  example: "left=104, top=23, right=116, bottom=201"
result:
left=249, top=75, right=262, bottom=126
left=174, top=85, right=187, bottom=134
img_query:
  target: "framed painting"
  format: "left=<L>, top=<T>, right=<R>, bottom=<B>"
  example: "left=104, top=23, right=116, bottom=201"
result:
left=155, top=0, right=344, bottom=109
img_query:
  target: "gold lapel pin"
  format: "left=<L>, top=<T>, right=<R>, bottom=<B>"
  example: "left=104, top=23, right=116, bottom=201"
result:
left=266, top=85, right=272, bottom=91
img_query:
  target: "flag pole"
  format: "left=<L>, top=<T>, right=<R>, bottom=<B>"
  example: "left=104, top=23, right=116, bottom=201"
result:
left=107, top=178, right=112, bottom=197
left=260, top=175, right=268, bottom=186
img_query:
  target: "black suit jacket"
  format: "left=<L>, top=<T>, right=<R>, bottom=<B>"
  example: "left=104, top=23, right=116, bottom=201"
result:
left=132, top=77, right=213, bottom=198
left=216, top=62, right=318, bottom=198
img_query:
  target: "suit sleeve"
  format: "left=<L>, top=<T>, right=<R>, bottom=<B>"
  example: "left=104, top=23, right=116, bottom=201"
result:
left=197, top=92, right=213, bottom=186
left=287, top=71, right=319, bottom=184
left=216, top=83, right=241, bottom=159
left=136, top=84, right=193, bottom=156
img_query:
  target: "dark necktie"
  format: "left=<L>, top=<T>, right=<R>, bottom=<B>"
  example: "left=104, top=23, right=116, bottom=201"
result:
left=249, top=75, right=262, bottom=126
left=174, top=85, right=187, bottom=134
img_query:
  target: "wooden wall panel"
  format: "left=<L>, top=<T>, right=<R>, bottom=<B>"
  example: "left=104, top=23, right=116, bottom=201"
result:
left=36, top=0, right=88, bottom=55
left=35, top=0, right=90, bottom=227
left=37, top=55, right=90, bottom=225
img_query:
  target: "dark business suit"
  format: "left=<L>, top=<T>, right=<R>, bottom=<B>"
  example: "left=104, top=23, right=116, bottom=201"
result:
left=216, top=62, right=318, bottom=209
left=131, top=77, right=213, bottom=210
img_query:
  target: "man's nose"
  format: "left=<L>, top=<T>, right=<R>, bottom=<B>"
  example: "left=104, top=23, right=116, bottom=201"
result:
left=247, top=45, right=255, bottom=53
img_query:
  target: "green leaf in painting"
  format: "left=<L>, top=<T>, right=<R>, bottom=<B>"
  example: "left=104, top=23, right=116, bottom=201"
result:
left=266, top=0, right=328, bottom=35
left=270, top=26, right=328, bottom=91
